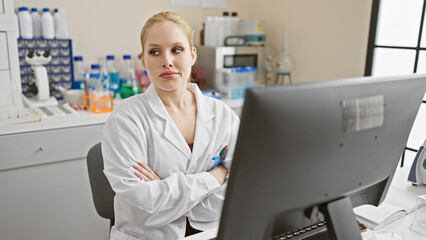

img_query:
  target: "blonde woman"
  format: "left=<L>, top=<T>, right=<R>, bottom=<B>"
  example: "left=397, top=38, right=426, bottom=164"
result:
left=102, top=11, right=240, bottom=239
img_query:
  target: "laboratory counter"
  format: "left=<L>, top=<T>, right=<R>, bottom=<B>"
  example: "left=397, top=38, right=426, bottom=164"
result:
left=0, top=110, right=111, bottom=240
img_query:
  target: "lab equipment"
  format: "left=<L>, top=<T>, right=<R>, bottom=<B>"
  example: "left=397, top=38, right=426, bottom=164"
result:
left=106, top=55, right=120, bottom=97
left=237, top=19, right=266, bottom=46
left=120, top=55, right=141, bottom=99
left=58, top=86, right=84, bottom=105
left=274, top=29, right=295, bottom=85
left=408, top=139, right=426, bottom=185
left=25, top=48, right=58, bottom=107
left=18, top=38, right=74, bottom=100
left=30, top=8, right=42, bottom=38
left=53, top=8, right=59, bottom=33
left=217, top=74, right=426, bottom=240
left=410, top=194, right=426, bottom=235
left=55, top=8, right=70, bottom=39
left=84, top=64, right=113, bottom=113
left=73, top=56, right=86, bottom=89
left=218, top=66, right=259, bottom=99
left=194, top=45, right=265, bottom=89
left=18, top=7, right=33, bottom=39
left=41, top=8, right=54, bottom=39
left=204, top=12, right=240, bottom=47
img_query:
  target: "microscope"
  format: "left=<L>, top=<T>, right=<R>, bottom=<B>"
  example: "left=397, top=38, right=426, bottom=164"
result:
left=25, top=48, right=58, bottom=107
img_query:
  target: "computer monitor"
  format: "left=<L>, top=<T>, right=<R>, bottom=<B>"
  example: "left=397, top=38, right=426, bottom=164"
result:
left=217, top=74, right=426, bottom=240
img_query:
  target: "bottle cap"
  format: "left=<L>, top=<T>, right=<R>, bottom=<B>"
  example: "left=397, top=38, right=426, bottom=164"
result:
left=231, top=12, right=238, bottom=17
left=123, top=55, right=131, bottom=60
left=43, top=8, right=50, bottom=12
left=74, top=56, right=83, bottom=61
left=223, top=11, right=229, bottom=16
left=54, top=8, right=58, bottom=13
left=91, top=64, right=100, bottom=69
left=19, top=7, right=29, bottom=11
left=31, top=7, right=38, bottom=12
left=106, top=55, right=115, bottom=60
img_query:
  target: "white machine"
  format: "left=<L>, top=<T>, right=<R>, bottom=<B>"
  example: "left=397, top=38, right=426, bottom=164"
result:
left=25, top=48, right=58, bottom=107
left=408, top=139, right=426, bottom=185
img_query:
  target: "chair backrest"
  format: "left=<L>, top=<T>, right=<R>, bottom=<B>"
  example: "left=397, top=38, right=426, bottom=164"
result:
left=86, top=142, right=115, bottom=228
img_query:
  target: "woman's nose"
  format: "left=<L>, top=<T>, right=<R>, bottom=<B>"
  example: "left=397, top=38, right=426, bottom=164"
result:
left=162, top=53, right=173, bottom=68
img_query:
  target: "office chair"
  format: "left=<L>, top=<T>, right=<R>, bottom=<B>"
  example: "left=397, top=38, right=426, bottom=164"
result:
left=86, top=142, right=115, bottom=229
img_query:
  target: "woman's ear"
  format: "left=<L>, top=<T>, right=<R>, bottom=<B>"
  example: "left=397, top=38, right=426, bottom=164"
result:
left=191, top=47, right=197, bottom=66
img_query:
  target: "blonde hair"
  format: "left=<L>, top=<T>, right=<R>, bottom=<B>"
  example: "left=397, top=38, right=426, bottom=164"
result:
left=140, top=11, right=194, bottom=54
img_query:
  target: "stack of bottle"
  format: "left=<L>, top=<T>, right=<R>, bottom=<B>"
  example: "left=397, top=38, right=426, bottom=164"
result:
left=74, top=54, right=150, bottom=105
left=204, top=11, right=239, bottom=47
left=16, top=6, right=70, bottom=39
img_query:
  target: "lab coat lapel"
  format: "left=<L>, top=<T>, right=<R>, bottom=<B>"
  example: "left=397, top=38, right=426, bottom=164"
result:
left=188, top=84, right=215, bottom=169
left=145, top=85, right=191, bottom=159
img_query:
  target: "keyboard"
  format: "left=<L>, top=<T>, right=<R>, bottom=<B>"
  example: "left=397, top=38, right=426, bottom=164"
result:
left=271, top=221, right=328, bottom=240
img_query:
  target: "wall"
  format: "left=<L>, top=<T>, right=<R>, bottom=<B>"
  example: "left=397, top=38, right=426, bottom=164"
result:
left=14, top=0, right=250, bottom=66
left=14, top=0, right=372, bottom=83
left=247, top=0, right=373, bottom=83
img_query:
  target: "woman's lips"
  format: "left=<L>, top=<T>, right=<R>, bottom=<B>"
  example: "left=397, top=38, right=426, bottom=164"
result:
left=160, top=71, right=178, bottom=79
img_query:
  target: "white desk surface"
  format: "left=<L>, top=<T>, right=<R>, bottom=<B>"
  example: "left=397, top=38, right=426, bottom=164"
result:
left=184, top=155, right=426, bottom=240
left=0, top=110, right=110, bottom=136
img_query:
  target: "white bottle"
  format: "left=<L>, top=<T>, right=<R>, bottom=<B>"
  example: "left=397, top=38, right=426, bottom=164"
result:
left=55, top=8, right=70, bottom=38
left=53, top=8, right=59, bottom=32
left=41, top=8, right=55, bottom=39
left=230, top=12, right=239, bottom=36
left=222, top=12, right=232, bottom=40
left=18, top=7, right=33, bottom=39
left=31, top=8, right=42, bottom=39
left=204, top=16, right=213, bottom=47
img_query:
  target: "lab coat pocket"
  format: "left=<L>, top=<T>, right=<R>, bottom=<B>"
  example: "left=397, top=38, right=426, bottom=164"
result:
left=112, top=229, right=148, bottom=240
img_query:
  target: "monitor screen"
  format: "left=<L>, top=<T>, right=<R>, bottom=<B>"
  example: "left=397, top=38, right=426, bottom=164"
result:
left=217, top=74, right=426, bottom=240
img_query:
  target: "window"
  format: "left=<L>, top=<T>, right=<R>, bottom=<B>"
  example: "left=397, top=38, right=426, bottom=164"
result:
left=365, top=0, right=426, bottom=167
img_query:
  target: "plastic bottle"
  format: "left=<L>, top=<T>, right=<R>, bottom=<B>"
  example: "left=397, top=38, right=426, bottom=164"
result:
left=222, top=11, right=232, bottom=41
left=120, top=55, right=141, bottom=99
left=231, top=12, right=239, bottom=36
left=31, top=8, right=42, bottom=39
left=41, top=8, right=55, bottom=39
left=106, top=55, right=120, bottom=98
left=204, top=16, right=213, bottom=47
left=53, top=8, right=59, bottom=33
left=55, top=8, right=70, bottom=38
left=18, top=7, right=33, bottom=39
left=89, top=64, right=101, bottom=96
left=99, top=58, right=113, bottom=98
left=73, top=56, right=86, bottom=90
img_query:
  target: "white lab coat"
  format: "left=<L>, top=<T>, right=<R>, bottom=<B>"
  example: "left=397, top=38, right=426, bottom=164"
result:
left=102, top=83, right=240, bottom=240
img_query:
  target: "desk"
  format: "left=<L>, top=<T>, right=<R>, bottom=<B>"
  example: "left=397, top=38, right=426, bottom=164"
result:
left=0, top=111, right=111, bottom=240
left=360, top=151, right=426, bottom=240
left=183, top=152, right=426, bottom=240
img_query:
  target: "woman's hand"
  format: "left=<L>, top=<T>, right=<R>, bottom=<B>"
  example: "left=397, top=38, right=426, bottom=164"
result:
left=208, top=165, right=228, bottom=185
left=134, top=162, right=162, bottom=182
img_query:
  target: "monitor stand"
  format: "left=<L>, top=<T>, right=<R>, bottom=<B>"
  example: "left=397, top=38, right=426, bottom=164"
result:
left=321, top=197, right=362, bottom=240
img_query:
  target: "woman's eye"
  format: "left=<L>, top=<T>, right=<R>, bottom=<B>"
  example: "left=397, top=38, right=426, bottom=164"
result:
left=172, top=48, right=183, bottom=54
left=150, top=50, right=160, bottom=56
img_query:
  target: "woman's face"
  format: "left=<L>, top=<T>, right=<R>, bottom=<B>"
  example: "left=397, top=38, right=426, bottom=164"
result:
left=142, top=21, right=196, bottom=93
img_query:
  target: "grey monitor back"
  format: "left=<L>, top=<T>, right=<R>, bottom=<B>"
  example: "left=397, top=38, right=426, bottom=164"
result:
left=217, top=74, right=426, bottom=240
